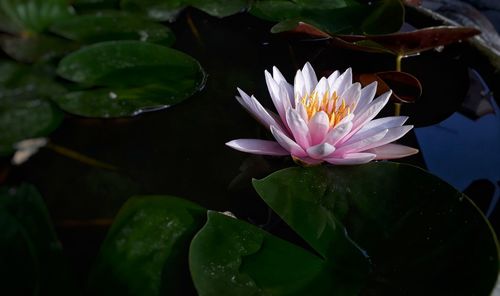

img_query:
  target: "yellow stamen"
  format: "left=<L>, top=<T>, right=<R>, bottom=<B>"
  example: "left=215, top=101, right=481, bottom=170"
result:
left=297, top=90, right=354, bottom=127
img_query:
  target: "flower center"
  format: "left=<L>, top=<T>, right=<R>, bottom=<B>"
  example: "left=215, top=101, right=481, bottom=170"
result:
left=299, top=91, right=354, bottom=127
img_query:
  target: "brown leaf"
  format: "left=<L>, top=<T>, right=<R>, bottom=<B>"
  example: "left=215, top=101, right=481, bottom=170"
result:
left=292, top=22, right=331, bottom=39
left=358, top=71, right=422, bottom=103
left=292, top=22, right=481, bottom=56
left=335, top=26, right=480, bottom=55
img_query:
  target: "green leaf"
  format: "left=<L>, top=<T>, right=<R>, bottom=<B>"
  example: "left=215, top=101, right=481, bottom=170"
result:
left=361, top=0, right=404, bottom=34
left=121, top=0, right=186, bottom=22
left=88, top=195, right=206, bottom=296
left=55, top=40, right=205, bottom=117
left=190, top=0, right=250, bottom=17
left=120, top=0, right=249, bottom=20
left=253, top=0, right=404, bottom=35
left=50, top=12, right=175, bottom=45
left=0, top=34, right=77, bottom=63
left=53, top=85, right=197, bottom=117
left=253, top=162, right=500, bottom=295
left=0, top=184, right=74, bottom=295
left=57, top=40, right=204, bottom=87
left=0, top=61, right=64, bottom=155
left=0, top=0, right=74, bottom=33
left=189, top=211, right=344, bottom=296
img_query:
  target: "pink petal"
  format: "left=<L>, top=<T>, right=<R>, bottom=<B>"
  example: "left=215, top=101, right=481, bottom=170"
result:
left=360, top=125, right=414, bottom=151
left=285, top=108, right=311, bottom=148
left=334, top=128, right=388, bottom=155
left=314, top=77, right=329, bottom=98
left=308, top=111, right=330, bottom=145
left=236, top=88, right=285, bottom=132
left=331, top=68, right=352, bottom=97
left=296, top=103, right=308, bottom=122
left=357, top=116, right=408, bottom=133
left=273, top=66, right=294, bottom=106
left=340, top=90, right=391, bottom=144
left=306, top=142, right=335, bottom=159
left=327, top=70, right=340, bottom=90
left=226, top=139, right=289, bottom=155
left=265, top=70, right=287, bottom=122
left=325, top=152, right=376, bottom=165
left=343, top=116, right=407, bottom=146
left=324, top=120, right=353, bottom=146
left=353, top=81, right=377, bottom=115
left=341, top=82, right=361, bottom=109
left=366, top=143, right=419, bottom=160
left=270, top=126, right=307, bottom=157
left=301, top=62, right=318, bottom=93
left=294, top=70, right=306, bottom=100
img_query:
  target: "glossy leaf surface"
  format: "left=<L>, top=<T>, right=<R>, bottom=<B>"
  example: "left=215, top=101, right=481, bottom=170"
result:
left=55, top=41, right=205, bottom=117
left=190, top=211, right=367, bottom=296
left=253, top=162, right=500, bottom=295
left=190, top=0, right=250, bottom=18
left=50, top=12, right=175, bottom=45
left=88, top=195, right=206, bottom=296
left=120, top=0, right=187, bottom=22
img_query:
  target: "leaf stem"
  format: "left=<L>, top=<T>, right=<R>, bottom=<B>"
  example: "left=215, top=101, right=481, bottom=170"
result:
left=394, top=53, right=403, bottom=116
left=186, top=12, right=203, bottom=46
left=46, top=142, right=117, bottom=171
left=396, top=53, right=403, bottom=72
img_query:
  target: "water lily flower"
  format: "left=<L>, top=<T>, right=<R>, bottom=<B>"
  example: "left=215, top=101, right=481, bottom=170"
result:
left=226, top=62, right=418, bottom=165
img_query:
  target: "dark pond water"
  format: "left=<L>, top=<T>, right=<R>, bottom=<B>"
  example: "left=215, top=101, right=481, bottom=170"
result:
left=3, top=8, right=500, bottom=291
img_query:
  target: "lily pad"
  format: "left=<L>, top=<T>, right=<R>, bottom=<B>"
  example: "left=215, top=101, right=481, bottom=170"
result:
left=120, top=0, right=186, bottom=22
left=190, top=0, right=250, bottom=18
left=0, top=34, right=77, bottom=63
left=50, top=12, right=175, bottom=45
left=55, top=40, right=205, bottom=117
left=252, top=162, right=500, bottom=295
left=0, top=0, right=74, bottom=33
left=88, top=195, right=206, bottom=296
left=189, top=211, right=368, bottom=296
left=120, top=0, right=250, bottom=21
left=256, top=0, right=404, bottom=35
left=0, top=61, right=64, bottom=155
left=0, top=184, right=74, bottom=295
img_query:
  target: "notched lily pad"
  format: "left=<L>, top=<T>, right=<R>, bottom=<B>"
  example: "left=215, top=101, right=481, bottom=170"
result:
left=358, top=71, right=422, bottom=103
left=189, top=211, right=363, bottom=296
left=252, top=163, right=500, bottom=295
left=55, top=40, right=206, bottom=117
left=50, top=12, right=175, bottom=45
